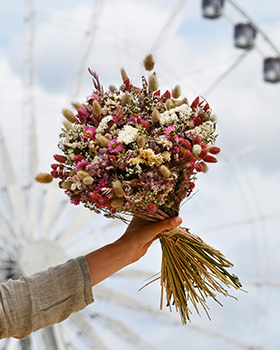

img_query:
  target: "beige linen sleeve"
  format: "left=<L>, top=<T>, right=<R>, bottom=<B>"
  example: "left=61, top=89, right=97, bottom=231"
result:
left=0, top=256, right=94, bottom=339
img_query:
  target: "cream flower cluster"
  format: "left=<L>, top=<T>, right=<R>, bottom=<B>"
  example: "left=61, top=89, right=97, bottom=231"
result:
left=117, top=125, right=139, bottom=144
left=191, top=121, right=214, bottom=140
left=96, top=116, right=113, bottom=134
left=159, top=104, right=192, bottom=126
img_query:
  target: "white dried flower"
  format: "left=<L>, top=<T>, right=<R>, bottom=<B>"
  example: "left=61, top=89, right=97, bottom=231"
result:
left=117, top=125, right=139, bottom=144
left=96, top=116, right=113, bottom=134
left=159, top=104, right=192, bottom=126
left=191, top=121, right=214, bottom=140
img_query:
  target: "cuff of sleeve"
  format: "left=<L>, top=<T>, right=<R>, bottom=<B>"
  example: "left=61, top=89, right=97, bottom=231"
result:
left=76, top=256, right=94, bottom=305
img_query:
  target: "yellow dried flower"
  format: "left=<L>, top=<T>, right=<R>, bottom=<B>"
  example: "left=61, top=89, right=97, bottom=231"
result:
left=35, top=173, right=53, bottom=184
left=139, top=149, right=163, bottom=166
left=159, top=165, right=171, bottom=178
left=92, top=100, right=102, bottom=115
left=112, top=180, right=124, bottom=198
left=62, top=108, right=76, bottom=123
left=148, top=74, right=158, bottom=92
left=151, top=108, right=160, bottom=124
left=143, top=54, right=155, bottom=71
left=172, top=85, right=181, bottom=99
left=111, top=198, right=124, bottom=208
left=120, top=67, right=128, bottom=82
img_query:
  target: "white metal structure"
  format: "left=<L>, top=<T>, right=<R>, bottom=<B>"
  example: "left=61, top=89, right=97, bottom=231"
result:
left=0, top=0, right=279, bottom=349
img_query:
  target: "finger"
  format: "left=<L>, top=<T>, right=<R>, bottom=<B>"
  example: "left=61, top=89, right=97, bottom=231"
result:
left=143, top=216, right=182, bottom=241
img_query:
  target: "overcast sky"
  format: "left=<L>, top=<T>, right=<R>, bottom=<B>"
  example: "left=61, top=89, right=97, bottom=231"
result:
left=0, top=0, right=280, bottom=349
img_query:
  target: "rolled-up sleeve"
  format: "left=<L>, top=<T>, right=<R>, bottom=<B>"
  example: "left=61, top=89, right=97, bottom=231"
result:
left=0, top=256, right=94, bottom=339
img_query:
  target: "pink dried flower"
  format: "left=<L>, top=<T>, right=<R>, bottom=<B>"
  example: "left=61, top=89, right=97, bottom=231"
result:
left=203, top=154, right=217, bottom=163
left=191, top=96, right=200, bottom=109
left=76, top=108, right=90, bottom=123
left=193, top=117, right=202, bottom=126
left=84, top=126, right=96, bottom=141
left=87, top=92, right=99, bottom=101
left=76, top=160, right=90, bottom=172
left=73, top=154, right=85, bottom=162
left=70, top=198, right=80, bottom=205
left=164, top=125, right=177, bottom=139
left=148, top=203, right=157, bottom=213
left=109, top=155, right=116, bottom=162
left=112, top=115, right=119, bottom=124
left=90, top=192, right=111, bottom=208
left=192, top=135, right=201, bottom=145
left=195, top=163, right=204, bottom=172
left=108, top=139, right=123, bottom=153
left=209, top=146, right=220, bottom=155
left=53, top=154, right=67, bottom=163
left=179, top=138, right=191, bottom=150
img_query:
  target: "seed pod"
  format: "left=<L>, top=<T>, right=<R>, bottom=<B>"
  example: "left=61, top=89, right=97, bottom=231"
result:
left=92, top=100, right=102, bottom=115
left=192, top=144, right=202, bottom=157
left=162, top=151, right=171, bottom=162
left=63, top=120, right=73, bottom=131
left=71, top=102, right=84, bottom=111
left=165, top=99, right=172, bottom=110
left=172, top=85, right=181, bottom=99
left=35, top=173, right=53, bottom=184
left=148, top=74, right=158, bottom=92
left=137, top=135, right=146, bottom=148
left=77, top=170, right=89, bottom=179
left=120, top=68, right=128, bottom=82
left=60, top=181, right=72, bottom=190
left=111, top=198, right=124, bottom=208
left=62, top=108, right=76, bottom=123
left=176, top=97, right=189, bottom=107
left=83, top=176, right=94, bottom=185
left=97, top=135, right=110, bottom=147
left=143, top=54, right=155, bottom=71
left=109, top=85, right=117, bottom=92
left=201, top=161, right=208, bottom=173
left=121, top=91, right=131, bottom=107
left=159, top=165, right=171, bottom=178
left=151, top=108, right=160, bottom=124
left=112, top=180, right=124, bottom=198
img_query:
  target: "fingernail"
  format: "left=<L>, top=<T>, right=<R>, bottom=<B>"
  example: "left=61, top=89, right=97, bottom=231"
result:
left=175, top=216, right=182, bottom=225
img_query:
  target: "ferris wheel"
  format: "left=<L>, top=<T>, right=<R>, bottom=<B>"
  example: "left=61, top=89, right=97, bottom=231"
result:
left=0, top=0, right=279, bottom=349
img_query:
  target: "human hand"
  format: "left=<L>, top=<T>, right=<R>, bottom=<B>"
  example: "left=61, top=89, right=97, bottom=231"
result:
left=86, top=216, right=182, bottom=286
left=117, top=216, right=183, bottom=264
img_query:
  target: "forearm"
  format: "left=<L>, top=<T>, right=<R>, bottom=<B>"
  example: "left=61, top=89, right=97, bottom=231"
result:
left=86, top=240, right=133, bottom=286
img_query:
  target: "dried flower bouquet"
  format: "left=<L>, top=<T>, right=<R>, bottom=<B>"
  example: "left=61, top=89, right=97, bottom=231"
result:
left=37, top=55, right=242, bottom=324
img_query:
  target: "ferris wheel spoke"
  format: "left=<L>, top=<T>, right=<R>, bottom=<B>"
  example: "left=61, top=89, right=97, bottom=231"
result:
left=0, top=126, right=30, bottom=240
left=96, top=313, right=155, bottom=350
left=62, top=218, right=122, bottom=252
left=69, top=313, right=108, bottom=350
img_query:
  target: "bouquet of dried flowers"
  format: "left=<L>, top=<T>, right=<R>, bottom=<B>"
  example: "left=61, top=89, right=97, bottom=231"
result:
left=37, top=55, right=242, bottom=324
